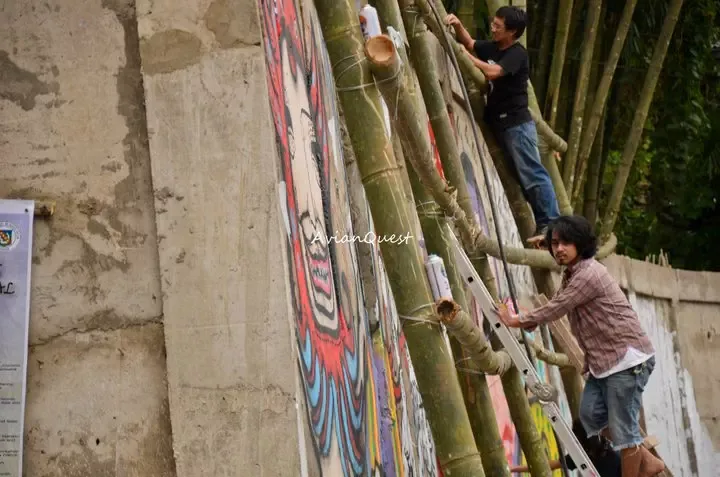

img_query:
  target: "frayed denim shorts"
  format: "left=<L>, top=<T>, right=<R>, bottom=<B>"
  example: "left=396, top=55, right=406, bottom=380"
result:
left=579, top=357, right=655, bottom=450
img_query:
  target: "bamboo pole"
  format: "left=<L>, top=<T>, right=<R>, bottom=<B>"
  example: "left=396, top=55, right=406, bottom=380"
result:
left=582, top=106, right=606, bottom=223
left=600, top=0, right=684, bottom=242
left=517, top=329, right=574, bottom=369
left=572, top=5, right=605, bottom=214
left=401, top=1, right=477, bottom=234
left=438, top=300, right=513, bottom=374
left=366, top=36, right=579, bottom=270
left=533, top=0, right=558, bottom=105
left=572, top=0, right=638, bottom=204
left=365, top=33, right=556, bottom=477
left=406, top=163, right=512, bottom=477
left=456, top=0, right=476, bottom=36
left=561, top=0, right=602, bottom=194
left=398, top=0, right=500, bottom=291
left=369, top=0, right=408, bottom=40
left=313, top=3, right=485, bottom=474
left=544, top=0, right=573, bottom=124
left=557, top=0, right=587, bottom=136
left=340, top=108, right=381, bottom=329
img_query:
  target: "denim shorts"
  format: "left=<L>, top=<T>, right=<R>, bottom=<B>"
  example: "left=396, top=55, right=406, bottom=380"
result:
left=579, top=357, right=655, bottom=450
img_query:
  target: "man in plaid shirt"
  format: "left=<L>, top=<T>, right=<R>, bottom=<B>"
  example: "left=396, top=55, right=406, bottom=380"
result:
left=499, top=215, right=666, bottom=477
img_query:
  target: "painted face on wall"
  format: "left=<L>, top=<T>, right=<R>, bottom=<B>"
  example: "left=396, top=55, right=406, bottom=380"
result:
left=283, top=50, right=338, bottom=332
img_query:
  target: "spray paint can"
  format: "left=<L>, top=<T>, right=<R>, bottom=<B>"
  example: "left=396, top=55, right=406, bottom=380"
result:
left=359, top=5, right=382, bottom=40
left=425, top=254, right=453, bottom=301
left=358, top=5, right=391, bottom=138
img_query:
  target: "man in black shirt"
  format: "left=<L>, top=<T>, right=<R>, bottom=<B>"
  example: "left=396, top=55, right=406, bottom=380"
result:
left=446, top=6, right=560, bottom=243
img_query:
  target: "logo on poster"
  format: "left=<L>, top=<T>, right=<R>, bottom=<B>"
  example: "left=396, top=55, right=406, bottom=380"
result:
left=0, top=222, right=19, bottom=251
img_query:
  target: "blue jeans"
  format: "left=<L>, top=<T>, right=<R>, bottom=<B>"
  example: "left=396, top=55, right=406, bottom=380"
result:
left=495, top=121, right=560, bottom=229
left=579, top=357, right=655, bottom=450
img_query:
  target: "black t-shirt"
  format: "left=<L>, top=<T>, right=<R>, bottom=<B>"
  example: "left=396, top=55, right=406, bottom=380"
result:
left=473, top=40, right=532, bottom=130
left=565, top=450, right=621, bottom=477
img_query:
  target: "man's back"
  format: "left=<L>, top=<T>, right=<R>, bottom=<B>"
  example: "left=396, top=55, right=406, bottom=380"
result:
left=473, top=40, right=531, bottom=130
left=562, top=259, right=655, bottom=376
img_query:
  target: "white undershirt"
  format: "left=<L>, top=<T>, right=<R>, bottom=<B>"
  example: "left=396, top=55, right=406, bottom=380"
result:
left=590, top=347, right=654, bottom=379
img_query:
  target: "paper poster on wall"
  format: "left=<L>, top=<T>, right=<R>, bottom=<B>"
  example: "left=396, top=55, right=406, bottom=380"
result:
left=0, top=200, right=34, bottom=477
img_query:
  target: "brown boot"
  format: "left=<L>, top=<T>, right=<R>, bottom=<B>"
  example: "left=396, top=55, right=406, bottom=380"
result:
left=621, top=447, right=643, bottom=477
left=639, top=446, right=666, bottom=477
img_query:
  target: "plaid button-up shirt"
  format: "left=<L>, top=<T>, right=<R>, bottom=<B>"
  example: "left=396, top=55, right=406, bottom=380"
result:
left=521, top=258, right=654, bottom=376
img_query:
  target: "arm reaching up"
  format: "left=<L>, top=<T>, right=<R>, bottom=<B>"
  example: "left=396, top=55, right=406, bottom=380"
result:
left=444, top=14, right=475, bottom=52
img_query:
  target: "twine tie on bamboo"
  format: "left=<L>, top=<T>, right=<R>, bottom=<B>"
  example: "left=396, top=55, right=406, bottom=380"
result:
left=454, top=357, right=486, bottom=376
left=398, top=302, right=439, bottom=326
left=332, top=54, right=405, bottom=122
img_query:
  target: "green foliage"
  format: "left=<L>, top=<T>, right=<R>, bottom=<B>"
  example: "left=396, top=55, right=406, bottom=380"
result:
left=600, top=0, right=720, bottom=270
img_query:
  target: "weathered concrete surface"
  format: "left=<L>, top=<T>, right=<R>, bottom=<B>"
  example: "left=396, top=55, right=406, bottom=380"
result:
left=136, top=0, right=302, bottom=475
left=1, top=0, right=173, bottom=475
left=604, top=255, right=720, bottom=452
left=605, top=255, right=720, bottom=475
left=0, top=0, right=162, bottom=341
left=24, top=325, right=175, bottom=477
left=675, top=302, right=720, bottom=448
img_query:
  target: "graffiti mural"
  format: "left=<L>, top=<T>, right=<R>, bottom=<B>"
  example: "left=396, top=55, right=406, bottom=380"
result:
left=369, top=332, right=403, bottom=477
left=261, top=0, right=440, bottom=475
left=372, top=212, right=440, bottom=477
left=261, top=1, right=368, bottom=474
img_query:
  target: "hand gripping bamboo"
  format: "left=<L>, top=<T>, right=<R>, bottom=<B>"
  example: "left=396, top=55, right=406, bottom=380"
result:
left=447, top=227, right=601, bottom=477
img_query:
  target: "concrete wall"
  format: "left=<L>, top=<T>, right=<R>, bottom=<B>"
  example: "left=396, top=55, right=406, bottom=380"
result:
left=1, top=0, right=719, bottom=476
left=135, top=0, right=304, bottom=475
left=604, top=255, right=720, bottom=477
left=0, top=1, right=174, bottom=476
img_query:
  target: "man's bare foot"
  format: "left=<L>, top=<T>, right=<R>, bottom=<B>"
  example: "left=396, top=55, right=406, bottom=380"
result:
left=527, top=225, right=548, bottom=249
left=527, top=234, right=546, bottom=249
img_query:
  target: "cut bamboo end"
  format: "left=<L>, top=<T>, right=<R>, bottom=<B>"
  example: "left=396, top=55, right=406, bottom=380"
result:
left=436, top=298, right=460, bottom=323
left=364, top=35, right=396, bottom=67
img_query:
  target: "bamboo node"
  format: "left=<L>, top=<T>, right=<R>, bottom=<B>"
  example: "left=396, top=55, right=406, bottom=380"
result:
left=400, top=6, right=427, bottom=36
left=440, top=449, right=483, bottom=471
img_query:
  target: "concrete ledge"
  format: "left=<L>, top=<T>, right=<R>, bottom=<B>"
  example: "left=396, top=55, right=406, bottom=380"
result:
left=602, top=254, right=720, bottom=304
